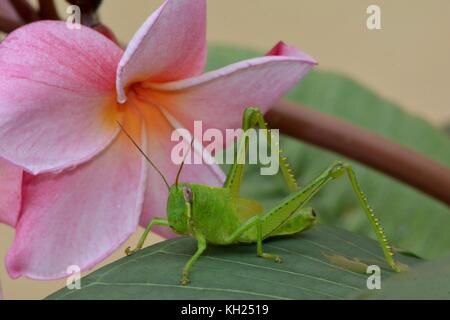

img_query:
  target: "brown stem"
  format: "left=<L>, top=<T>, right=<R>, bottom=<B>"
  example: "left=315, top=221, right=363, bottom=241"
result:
left=38, top=0, right=60, bottom=20
left=9, top=0, right=39, bottom=22
left=0, top=16, right=23, bottom=33
left=266, top=100, right=450, bottom=206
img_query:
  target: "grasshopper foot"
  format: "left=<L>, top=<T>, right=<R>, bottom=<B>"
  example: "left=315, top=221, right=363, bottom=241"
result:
left=391, top=261, right=406, bottom=273
left=180, top=276, right=190, bottom=286
left=259, top=253, right=283, bottom=263
left=274, top=255, right=283, bottom=263
left=125, top=246, right=139, bottom=256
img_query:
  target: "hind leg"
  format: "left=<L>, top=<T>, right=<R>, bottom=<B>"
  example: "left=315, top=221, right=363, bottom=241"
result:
left=259, top=161, right=400, bottom=272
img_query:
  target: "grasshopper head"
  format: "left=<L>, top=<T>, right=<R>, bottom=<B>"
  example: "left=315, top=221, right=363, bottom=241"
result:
left=167, top=184, right=193, bottom=235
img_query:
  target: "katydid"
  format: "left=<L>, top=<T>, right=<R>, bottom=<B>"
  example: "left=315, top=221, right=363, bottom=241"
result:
left=120, top=107, right=400, bottom=286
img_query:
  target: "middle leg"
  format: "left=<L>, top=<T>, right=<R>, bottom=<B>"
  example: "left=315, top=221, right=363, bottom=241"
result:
left=225, top=215, right=282, bottom=263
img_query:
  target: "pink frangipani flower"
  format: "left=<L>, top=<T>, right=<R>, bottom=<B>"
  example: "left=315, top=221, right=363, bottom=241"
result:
left=0, top=0, right=24, bottom=225
left=0, top=0, right=25, bottom=297
left=0, top=159, right=22, bottom=227
left=0, top=0, right=316, bottom=279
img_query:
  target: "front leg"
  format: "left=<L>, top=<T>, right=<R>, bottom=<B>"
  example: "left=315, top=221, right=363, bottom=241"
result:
left=125, top=218, right=169, bottom=256
left=181, top=232, right=207, bottom=286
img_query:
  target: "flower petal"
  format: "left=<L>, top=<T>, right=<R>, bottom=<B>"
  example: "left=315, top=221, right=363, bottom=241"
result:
left=139, top=42, right=317, bottom=140
left=6, top=110, right=147, bottom=279
left=116, top=0, right=207, bottom=103
left=0, top=158, right=22, bottom=227
left=267, top=41, right=317, bottom=62
left=0, top=21, right=123, bottom=175
left=133, top=100, right=225, bottom=237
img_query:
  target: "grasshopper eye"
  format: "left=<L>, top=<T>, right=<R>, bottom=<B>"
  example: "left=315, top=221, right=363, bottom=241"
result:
left=182, top=186, right=193, bottom=203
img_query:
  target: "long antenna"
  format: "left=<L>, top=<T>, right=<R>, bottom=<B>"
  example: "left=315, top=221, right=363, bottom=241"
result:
left=175, top=137, right=195, bottom=188
left=117, top=121, right=170, bottom=190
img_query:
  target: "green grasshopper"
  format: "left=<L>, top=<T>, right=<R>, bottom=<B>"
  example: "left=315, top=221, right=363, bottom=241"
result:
left=120, top=107, right=400, bottom=285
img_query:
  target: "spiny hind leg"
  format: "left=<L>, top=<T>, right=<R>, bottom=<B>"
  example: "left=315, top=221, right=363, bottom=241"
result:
left=256, top=161, right=400, bottom=272
left=225, top=215, right=282, bottom=263
left=327, top=162, right=400, bottom=272
left=181, top=233, right=207, bottom=286
left=224, top=107, right=299, bottom=195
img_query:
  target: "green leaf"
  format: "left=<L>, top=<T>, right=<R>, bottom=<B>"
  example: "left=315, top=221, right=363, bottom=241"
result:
left=207, top=45, right=450, bottom=259
left=47, top=226, right=419, bottom=300
left=355, top=253, right=450, bottom=299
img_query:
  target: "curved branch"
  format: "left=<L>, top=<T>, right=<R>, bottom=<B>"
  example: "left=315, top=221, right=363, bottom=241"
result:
left=266, top=100, right=450, bottom=206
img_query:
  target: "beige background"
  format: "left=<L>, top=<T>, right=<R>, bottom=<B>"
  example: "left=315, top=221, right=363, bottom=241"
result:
left=1, top=0, right=449, bottom=299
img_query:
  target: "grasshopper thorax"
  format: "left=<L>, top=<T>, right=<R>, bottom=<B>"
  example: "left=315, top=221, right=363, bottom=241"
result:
left=167, top=183, right=193, bottom=235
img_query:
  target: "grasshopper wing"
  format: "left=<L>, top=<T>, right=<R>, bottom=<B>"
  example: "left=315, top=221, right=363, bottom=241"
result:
left=233, top=196, right=264, bottom=221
